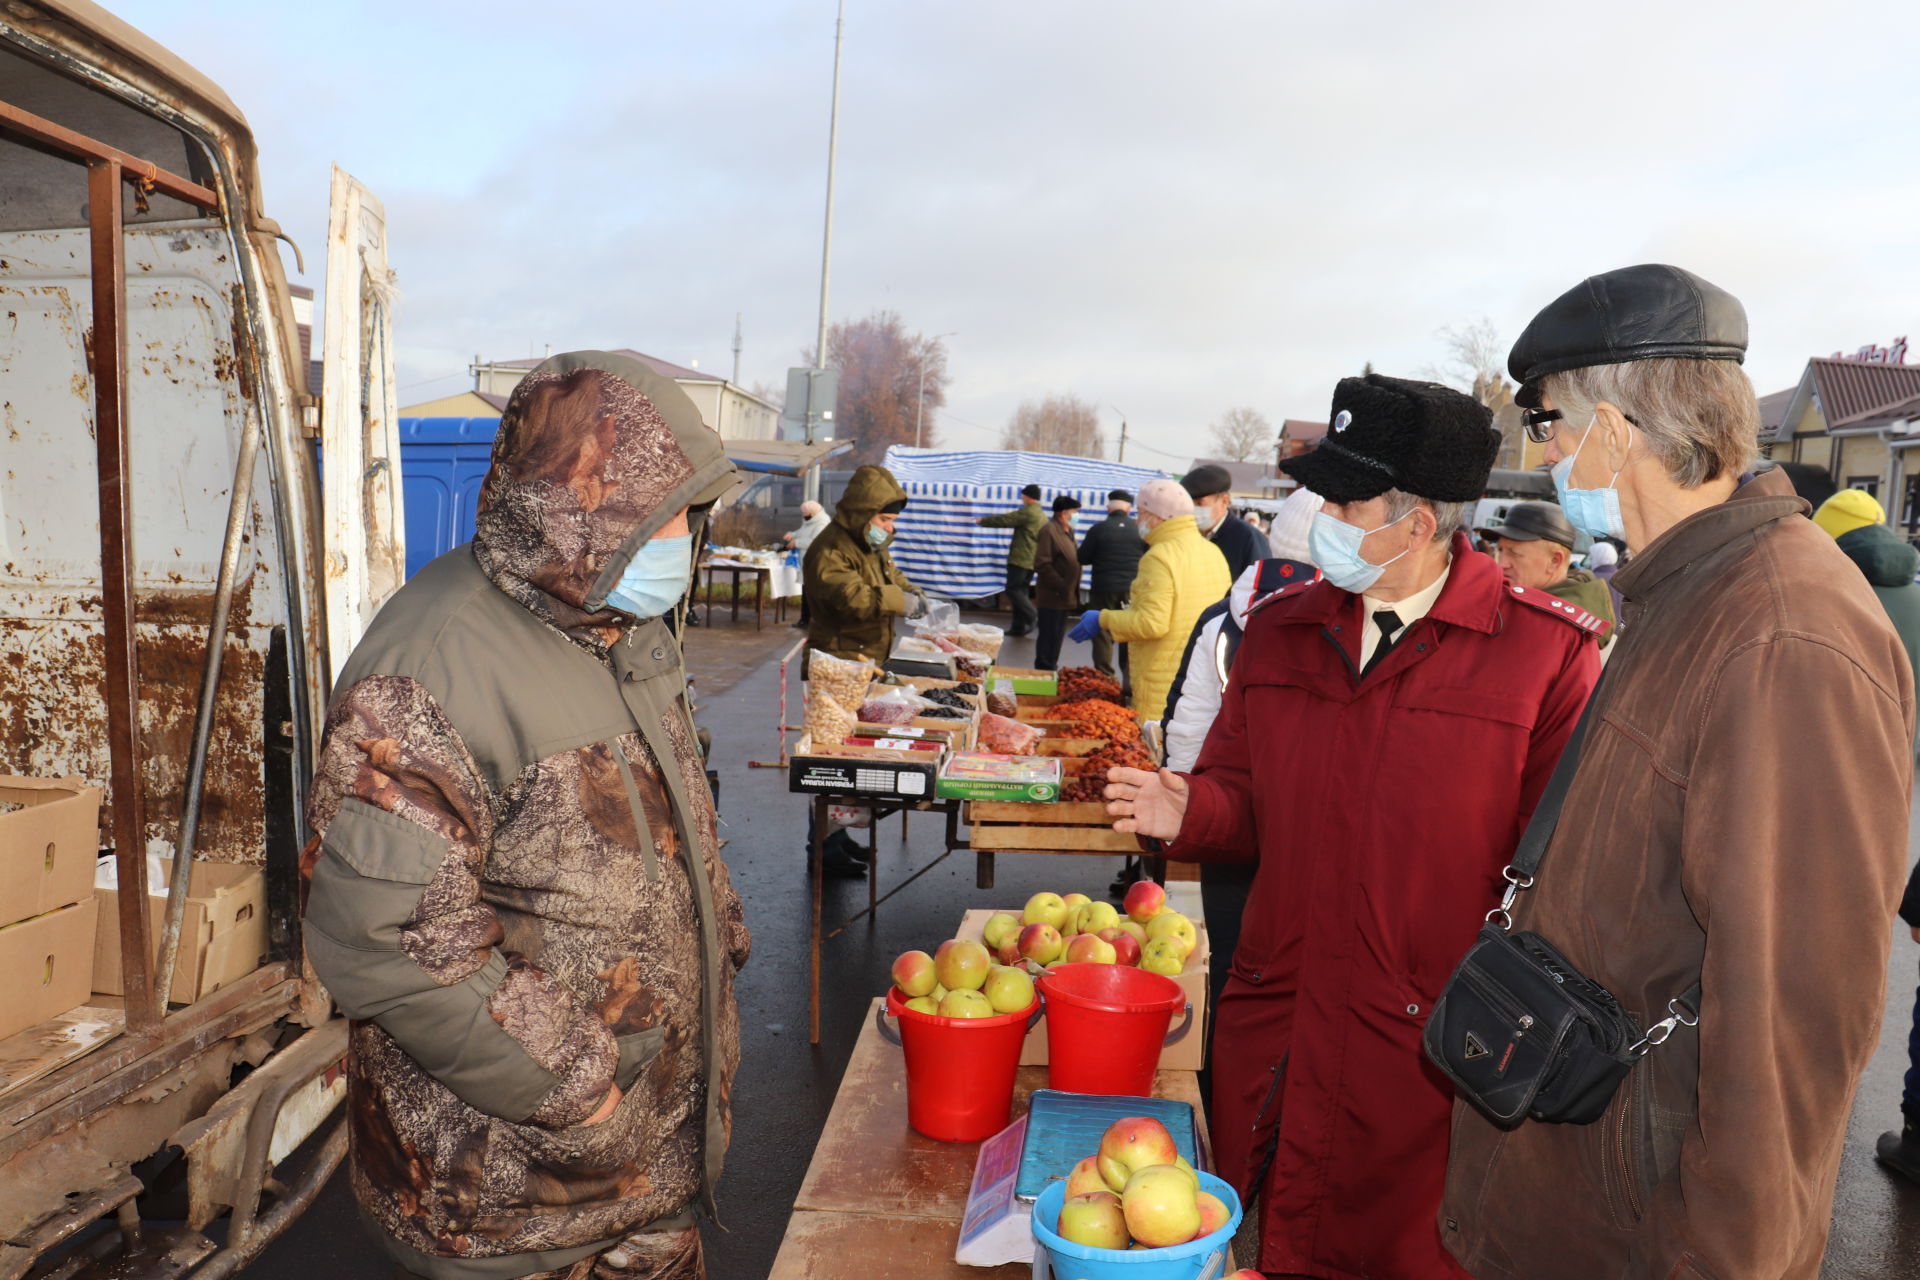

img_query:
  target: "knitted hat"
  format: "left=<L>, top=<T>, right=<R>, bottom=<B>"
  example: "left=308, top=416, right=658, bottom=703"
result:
left=1280, top=373, right=1499, bottom=505
left=1137, top=477, right=1194, bottom=521
left=1813, top=488, right=1886, bottom=540
left=1020, top=483, right=1042, bottom=500
left=1269, top=486, right=1322, bottom=563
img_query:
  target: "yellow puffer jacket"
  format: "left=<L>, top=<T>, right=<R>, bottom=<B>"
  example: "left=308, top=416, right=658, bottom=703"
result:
left=1099, top=514, right=1231, bottom=722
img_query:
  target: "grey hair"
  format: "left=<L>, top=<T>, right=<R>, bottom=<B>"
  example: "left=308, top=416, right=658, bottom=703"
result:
left=1542, top=358, right=1759, bottom=489
left=1382, top=488, right=1469, bottom=543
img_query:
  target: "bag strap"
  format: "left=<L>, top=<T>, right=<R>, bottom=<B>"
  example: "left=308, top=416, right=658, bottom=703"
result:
left=1486, top=684, right=1604, bottom=928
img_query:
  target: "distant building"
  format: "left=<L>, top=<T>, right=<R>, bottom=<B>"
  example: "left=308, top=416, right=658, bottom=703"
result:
left=1760, top=348, right=1920, bottom=534
left=461, top=349, right=778, bottom=441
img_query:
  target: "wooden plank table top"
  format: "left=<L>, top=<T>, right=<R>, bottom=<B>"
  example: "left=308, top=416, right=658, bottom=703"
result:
left=771, top=997, right=1210, bottom=1279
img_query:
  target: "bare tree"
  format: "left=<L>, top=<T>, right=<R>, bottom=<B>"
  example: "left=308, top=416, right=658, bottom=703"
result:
left=1209, top=407, right=1272, bottom=463
left=1425, top=318, right=1527, bottom=469
left=1001, top=393, right=1105, bottom=458
left=804, top=311, right=951, bottom=465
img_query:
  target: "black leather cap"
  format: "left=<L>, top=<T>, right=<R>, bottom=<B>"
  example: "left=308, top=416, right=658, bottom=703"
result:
left=1475, top=500, right=1577, bottom=550
left=1279, top=373, right=1498, bottom=504
left=1181, top=464, right=1233, bottom=500
left=1508, top=264, right=1747, bottom=409
left=1052, top=494, right=1082, bottom=513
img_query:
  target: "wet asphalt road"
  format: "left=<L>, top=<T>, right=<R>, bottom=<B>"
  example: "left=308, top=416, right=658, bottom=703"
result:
left=254, top=623, right=1920, bottom=1278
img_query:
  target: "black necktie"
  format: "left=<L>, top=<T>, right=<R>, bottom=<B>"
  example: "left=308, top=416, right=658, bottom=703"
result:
left=1363, top=609, right=1403, bottom=676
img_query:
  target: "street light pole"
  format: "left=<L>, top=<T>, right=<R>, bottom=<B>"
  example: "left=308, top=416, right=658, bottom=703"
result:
left=812, top=0, right=844, bottom=403
left=915, top=330, right=958, bottom=448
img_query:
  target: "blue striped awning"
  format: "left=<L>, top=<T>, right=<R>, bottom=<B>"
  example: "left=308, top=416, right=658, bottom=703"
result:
left=881, top=446, right=1167, bottom=599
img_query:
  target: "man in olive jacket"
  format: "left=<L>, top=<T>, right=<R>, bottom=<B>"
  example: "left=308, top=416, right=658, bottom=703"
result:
left=802, top=464, right=924, bottom=664
left=303, top=351, right=751, bottom=1280
left=978, top=483, right=1047, bottom=636
left=1441, top=266, right=1914, bottom=1280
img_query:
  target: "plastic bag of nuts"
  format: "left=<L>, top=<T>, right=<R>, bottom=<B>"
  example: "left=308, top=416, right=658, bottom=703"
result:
left=807, top=649, right=874, bottom=712
left=804, top=693, right=857, bottom=746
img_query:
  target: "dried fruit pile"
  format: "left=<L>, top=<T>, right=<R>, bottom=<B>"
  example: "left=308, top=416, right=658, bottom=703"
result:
left=1052, top=698, right=1142, bottom=743
left=1057, top=666, right=1123, bottom=702
left=920, top=687, right=975, bottom=710
left=978, top=712, right=1043, bottom=755
left=1062, top=741, right=1155, bottom=801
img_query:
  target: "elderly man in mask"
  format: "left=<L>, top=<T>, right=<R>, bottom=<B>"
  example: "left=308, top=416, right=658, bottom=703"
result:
left=1105, top=374, right=1602, bottom=1278
left=1440, top=266, right=1914, bottom=1280
left=302, top=352, right=750, bottom=1280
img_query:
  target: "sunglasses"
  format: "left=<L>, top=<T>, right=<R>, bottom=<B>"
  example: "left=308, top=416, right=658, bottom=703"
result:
left=1522, top=407, right=1640, bottom=445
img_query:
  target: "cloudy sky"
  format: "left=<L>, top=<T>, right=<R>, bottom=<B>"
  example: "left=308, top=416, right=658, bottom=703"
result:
left=114, top=0, right=1920, bottom=463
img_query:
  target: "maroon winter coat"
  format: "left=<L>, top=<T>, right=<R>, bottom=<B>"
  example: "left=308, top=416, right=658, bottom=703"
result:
left=1166, top=536, right=1601, bottom=1280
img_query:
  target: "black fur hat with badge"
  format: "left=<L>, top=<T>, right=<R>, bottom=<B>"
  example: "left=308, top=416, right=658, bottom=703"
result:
left=1280, top=373, right=1499, bottom=505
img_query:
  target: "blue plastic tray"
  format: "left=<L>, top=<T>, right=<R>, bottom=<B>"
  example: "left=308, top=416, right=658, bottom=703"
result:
left=1015, top=1089, right=1200, bottom=1203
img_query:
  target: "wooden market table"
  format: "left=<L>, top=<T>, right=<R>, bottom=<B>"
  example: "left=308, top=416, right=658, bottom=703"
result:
left=699, top=559, right=769, bottom=628
left=770, top=997, right=1220, bottom=1279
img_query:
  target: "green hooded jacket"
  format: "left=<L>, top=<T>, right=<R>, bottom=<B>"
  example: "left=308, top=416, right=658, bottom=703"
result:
left=803, top=464, right=919, bottom=663
left=1836, top=522, right=1920, bottom=693
left=1542, top=566, right=1617, bottom=648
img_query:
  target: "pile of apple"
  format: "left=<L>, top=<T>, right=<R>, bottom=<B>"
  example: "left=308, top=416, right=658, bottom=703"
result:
left=890, top=937, right=1037, bottom=1019
left=986, top=881, right=1197, bottom=978
left=1053, top=1115, right=1247, bottom=1260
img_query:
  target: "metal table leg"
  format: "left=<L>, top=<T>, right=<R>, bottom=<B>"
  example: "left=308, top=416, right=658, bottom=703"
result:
left=811, top=794, right=826, bottom=1044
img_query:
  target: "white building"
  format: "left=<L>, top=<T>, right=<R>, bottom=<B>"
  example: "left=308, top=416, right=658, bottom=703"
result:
left=465, top=348, right=779, bottom=442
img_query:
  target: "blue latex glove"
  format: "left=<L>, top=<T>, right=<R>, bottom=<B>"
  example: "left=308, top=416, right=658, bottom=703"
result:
left=1069, top=609, right=1102, bottom=643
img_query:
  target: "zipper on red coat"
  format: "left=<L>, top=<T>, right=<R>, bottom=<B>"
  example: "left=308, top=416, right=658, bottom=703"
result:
left=1320, top=626, right=1359, bottom=683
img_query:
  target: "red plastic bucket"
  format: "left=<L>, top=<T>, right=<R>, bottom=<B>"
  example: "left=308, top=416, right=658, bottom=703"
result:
left=1038, top=963, right=1192, bottom=1096
left=878, top=987, right=1042, bottom=1141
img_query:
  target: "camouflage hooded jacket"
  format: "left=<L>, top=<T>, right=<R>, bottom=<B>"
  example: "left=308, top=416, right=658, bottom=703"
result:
left=302, top=352, right=749, bottom=1273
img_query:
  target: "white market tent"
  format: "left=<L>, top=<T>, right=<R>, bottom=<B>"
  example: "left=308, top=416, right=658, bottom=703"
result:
left=882, top=445, right=1167, bottom=599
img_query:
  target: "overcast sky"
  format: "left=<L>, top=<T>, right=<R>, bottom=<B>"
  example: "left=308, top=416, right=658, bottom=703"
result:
left=114, top=0, right=1920, bottom=463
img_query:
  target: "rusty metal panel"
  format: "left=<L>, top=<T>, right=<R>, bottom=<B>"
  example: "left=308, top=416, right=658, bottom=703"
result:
left=0, top=221, right=285, bottom=866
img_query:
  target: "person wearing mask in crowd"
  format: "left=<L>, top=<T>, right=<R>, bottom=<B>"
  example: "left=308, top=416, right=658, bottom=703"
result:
left=302, top=351, right=750, bottom=1280
left=1033, top=494, right=1083, bottom=671
left=1159, top=483, right=1321, bottom=1070
left=1476, top=500, right=1616, bottom=648
left=978, top=482, right=1046, bottom=637
left=1070, top=479, right=1229, bottom=723
left=1182, top=463, right=1272, bottom=580
left=783, top=499, right=830, bottom=628
left=1437, top=265, right=1914, bottom=1280
left=804, top=464, right=927, bottom=876
left=1102, top=373, right=1603, bottom=1278
left=1079, top=489, right=1148, bottom=679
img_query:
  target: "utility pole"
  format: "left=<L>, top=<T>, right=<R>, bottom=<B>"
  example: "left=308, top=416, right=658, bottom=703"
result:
left=804, top=0, right=845, bottom=502
left=731, top=313, right=742, bottom=386
left=1111, top=406, right=1129, bottom=463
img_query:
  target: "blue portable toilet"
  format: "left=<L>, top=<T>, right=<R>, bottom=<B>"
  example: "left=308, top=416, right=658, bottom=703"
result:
left=399, top=416, right=500, bottom=578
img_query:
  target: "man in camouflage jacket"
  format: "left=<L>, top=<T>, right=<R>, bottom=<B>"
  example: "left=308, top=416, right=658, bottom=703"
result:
left=303, top=351, right=750, bottom=1280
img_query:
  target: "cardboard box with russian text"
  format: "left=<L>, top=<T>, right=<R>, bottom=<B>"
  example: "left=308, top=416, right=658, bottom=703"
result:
left=0, top=776, right=103, bottom=929
left=957, top=906, right=1209, bottom=1071
left=93, top=859, right=268, bottom=1006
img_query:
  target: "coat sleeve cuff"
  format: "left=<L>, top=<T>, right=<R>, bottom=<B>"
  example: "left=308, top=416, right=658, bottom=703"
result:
left=1164, top=774, right=1255, bottom=863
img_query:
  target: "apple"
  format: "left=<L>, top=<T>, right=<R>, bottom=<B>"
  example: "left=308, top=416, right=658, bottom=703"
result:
left=1223, top=1272, right=1265, bottom=1279
left=1057, top=1189, right=1129, bottom=1250
left=982, top=912, right=1022, bottom=950
left=1065, top=932, right=1118, bottom=965
left=994, top=934, right=1023, bottom=966
left=1121, top=1164, right=1201, bottom=1248
left=938, top=989, right=993, bottom=1018
left=929, top=982, right=949, bottom=1002
left=904, top=995, right=940, bottom=1015
left=1072, top=900, right=1121, bottom=937
left=1194, top=1189, right=1231, bottom=1238
left=1097, top=1152, right=1131, bottom=1192
left=1023, top=892, right=1070, bottom=930
left=1116, top=919, right=1149, bottom=947
left=1017, top=922, right=1065, bottom=965
left=1139, top=937, right=1185, bottom=976
left=1064, top=1155, right=1107, bottom=1200
left=1145, top=911, right=1197, bottom=959
left=1172, top=1155, right=1199, bottom=1190
left=891, top=950, right=937, bottom=998
left=1060, top=891, right=1092, bottom=915
left=1097, top=926, right=1142, bottom=966
left=1098, top=1116, right=1181, bottom=1186
left=982, top=964, right=1036, bottom=1014
left=1124, top=878, right=1167, bottom=924
left=934, top=938, right=991, bottom=991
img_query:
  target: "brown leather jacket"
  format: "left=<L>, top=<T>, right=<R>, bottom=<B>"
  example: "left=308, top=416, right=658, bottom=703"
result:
left=1440, top=468, right=1915, bottom=1280
left=1034, top=516, right=1082, bottom=610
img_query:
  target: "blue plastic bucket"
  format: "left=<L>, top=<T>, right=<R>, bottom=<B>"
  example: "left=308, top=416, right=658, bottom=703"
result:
left=1032, top=1170, right=1242, bottom=1279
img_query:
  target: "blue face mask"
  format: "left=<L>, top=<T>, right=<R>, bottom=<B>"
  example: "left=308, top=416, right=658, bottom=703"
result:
left=1307, top=508, right=1413, bottom=594
left=604, top=533, right=693, bottom=620
left=866, top=523, right=890, bottom=547
left=1551, top=416, right=1630, bottom=542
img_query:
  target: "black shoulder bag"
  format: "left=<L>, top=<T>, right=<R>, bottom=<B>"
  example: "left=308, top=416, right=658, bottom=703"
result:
left=1422, top=688, right=1702, bottom=1129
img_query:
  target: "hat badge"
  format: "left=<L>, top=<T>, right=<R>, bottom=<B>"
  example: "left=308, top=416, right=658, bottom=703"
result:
left=1332, top=410, right=1353, bottom=434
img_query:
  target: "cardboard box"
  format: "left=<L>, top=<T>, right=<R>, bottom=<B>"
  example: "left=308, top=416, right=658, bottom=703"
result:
left=788, top=735, right=940, bottom=801
left=93, top=860, right=268, bottom=1006
left=0, top=776, right=103, bottom=929
left=0, top=902, right=97, bottom=1041
left=957, top=907, right=1210, bottom=1071
left=986, top=666, right=1059, bottom=696
left=937, top=752, right=1063, bottom=802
